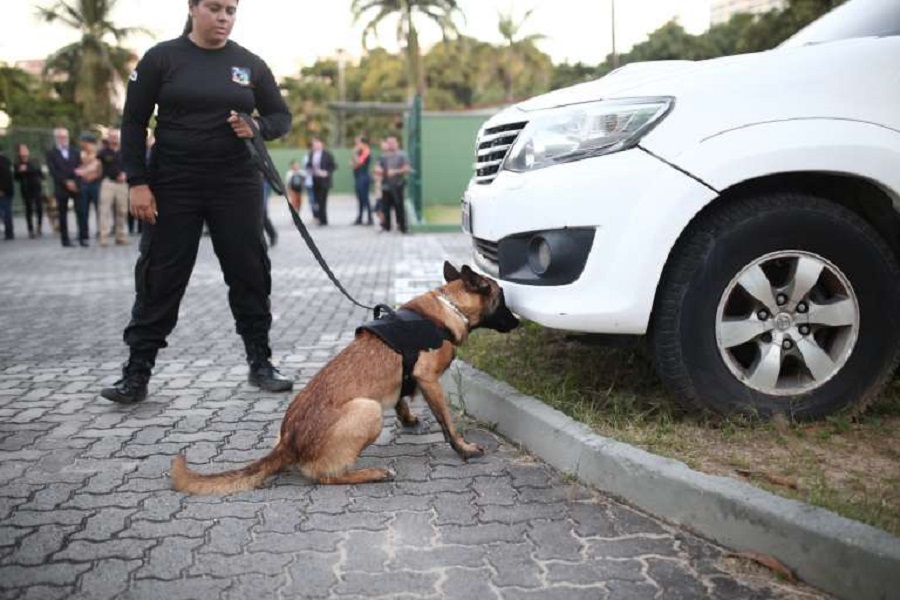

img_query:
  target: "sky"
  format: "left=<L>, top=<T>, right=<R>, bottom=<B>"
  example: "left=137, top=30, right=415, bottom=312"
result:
left=1, top=0, right=713, bottom=77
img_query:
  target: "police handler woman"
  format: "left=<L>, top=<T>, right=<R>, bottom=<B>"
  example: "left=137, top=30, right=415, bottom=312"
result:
left=102, top=0, right=293, bottom=403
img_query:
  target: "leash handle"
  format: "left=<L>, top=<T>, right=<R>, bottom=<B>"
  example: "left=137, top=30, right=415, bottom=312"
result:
left=235, top=112, right=378, bottom=315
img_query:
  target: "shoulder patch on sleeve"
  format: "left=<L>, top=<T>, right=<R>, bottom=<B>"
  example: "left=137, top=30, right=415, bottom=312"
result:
left=129, top=70, right=138, bottom=82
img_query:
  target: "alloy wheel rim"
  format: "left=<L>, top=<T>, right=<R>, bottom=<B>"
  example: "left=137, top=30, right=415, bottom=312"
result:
left=715, top=250, right=859, bottom=396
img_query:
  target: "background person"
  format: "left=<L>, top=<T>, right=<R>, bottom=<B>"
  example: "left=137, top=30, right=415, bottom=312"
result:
left=351, top=135, right=373, bottom=226
left=98, top=129, right=130, bottom=245
left=375, top=134, right=411, bottom=233
left=46, top=127, right=82, bottom=247
left=305, top=136, right=336, bottom=225
left=101, top=0, right=293, bottom=404
left=284, top=159, right=304, bottom=212
left=13, top=144, right=45, bottom=238
left=75, top=132, right=102, bottom=246
left=0, top=149, right=13, bottom=240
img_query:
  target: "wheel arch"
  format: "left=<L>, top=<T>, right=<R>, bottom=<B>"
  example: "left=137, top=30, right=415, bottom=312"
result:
left=650, top=170, right=900, bottom=327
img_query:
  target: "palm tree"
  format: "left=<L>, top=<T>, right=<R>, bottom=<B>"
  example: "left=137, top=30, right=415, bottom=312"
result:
left=351, top=0, right=463, bottom=103
left=497, top=7, right=546, bottom=103
left=36, top=0, right=147, bottom=127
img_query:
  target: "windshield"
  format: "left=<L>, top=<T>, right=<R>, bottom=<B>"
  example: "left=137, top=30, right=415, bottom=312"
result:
left=780, top=0, right=900, bottom=48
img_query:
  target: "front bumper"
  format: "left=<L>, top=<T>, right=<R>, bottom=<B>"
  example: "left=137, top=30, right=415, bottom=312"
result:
left=465, top=148, right=716, bottom=334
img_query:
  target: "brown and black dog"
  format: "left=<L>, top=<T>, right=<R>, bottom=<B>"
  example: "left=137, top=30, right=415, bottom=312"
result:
left=171, top=262, right=519, bottom=495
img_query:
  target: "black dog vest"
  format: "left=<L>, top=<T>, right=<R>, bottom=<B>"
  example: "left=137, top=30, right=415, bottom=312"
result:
left=356, top=308, right=454, bottom=398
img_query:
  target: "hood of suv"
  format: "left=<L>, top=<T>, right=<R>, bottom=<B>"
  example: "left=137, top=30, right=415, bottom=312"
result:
left=517, top=53, right=762, bottom=112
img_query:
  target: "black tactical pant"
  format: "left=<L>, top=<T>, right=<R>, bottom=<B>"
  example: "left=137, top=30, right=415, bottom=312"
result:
left=123, top=171, right=271, bottom=358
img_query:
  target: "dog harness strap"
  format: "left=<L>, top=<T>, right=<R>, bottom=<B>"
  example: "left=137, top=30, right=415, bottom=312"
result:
left=355, top=308, right=453, bottom=398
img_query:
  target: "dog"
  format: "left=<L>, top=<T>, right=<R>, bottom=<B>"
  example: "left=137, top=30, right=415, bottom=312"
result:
left=171, top=262, right=519, bottom=495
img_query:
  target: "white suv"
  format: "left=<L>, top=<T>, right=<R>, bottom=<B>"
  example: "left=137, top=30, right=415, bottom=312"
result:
left=463, top=0, right=900, bottom=419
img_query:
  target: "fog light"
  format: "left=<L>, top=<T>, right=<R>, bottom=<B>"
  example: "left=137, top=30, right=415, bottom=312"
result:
left=528, top=235, right=551, bottom=275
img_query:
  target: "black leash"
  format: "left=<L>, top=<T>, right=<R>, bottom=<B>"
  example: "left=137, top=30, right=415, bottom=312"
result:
left=237, top=113, right=392, bottom=319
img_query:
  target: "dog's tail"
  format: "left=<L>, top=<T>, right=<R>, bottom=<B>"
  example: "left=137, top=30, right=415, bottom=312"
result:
left=170, top=448, right=288, bottom=496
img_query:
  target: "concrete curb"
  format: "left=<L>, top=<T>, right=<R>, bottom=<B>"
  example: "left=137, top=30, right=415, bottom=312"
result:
left=442, top=362, right=900, bottom=600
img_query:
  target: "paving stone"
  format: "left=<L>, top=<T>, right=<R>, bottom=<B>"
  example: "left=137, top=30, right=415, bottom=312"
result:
left=55, top=538, right=156, bottom=562
left=334, top=570, right=441, bottom=597
left=606, top=580, right=662, bottom=600
left=283, top=552, right=342, bottom=598
left=392, top=511, right=435, bottom=548
left=439, top=567, right=498, bottom=600
left=15, top=586, right=74, bottom=600
left=134, top=536, right=203, bottom=580
left=485, top=542, right=543, bottom=588
left=472, top=475, right=518, bottom=506
left=341, top=530, right=390, bottom=572
left=197, top=517, right=256, bottom=555
left=441, top=523, right=529, bottom=546
left=246, top=530, right=341, bottom=554
left=496, top=585, right=604, bottom=600
left=433, top=493, right=479, bottom=526
left=72, top=507, right=137, bottom=542
left=588, top=538, right=679, bottom=560
left=222, top=573, right=287, bottom=600
left=569, top=502, right=620, bottom=538
left=528, top=520, right=584, bottom=561
left=122, top=517, right=211, bottom=539
left=391, top=544, right=487, bottom=571
left=19, top=483, right=81, bottom=511
left=7, top=510, right=86, bottom=527
left=300, top=511, right=391, bottom=533
left=0, top=563, right=92, bottom=588
left=11, top=524, right=77, bottom=566
left=348, top=493, right=432, bottom=513
left=480, top=501, right=567, bottom=524
left=545, top=558, right=646, bottom=585
left=189, top=550, right=293, bottom=577
left=70, top=558, right=140, bottom=600
left=178, top=500, right=260, bottom=520
left=644, top=558, right=710, bottom=599
left=119, top=578, right=230, bottom=600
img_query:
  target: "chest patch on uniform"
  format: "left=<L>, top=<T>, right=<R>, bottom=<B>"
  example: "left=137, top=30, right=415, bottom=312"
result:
left=356, top=308, right=453, bottom=398
left=231, top=66, right=251, bottom=86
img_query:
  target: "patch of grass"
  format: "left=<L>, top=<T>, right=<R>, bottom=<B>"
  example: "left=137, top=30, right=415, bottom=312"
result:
left=423, top=204, right=461, bottom=225
left=460, top=323, right=900, bottom=536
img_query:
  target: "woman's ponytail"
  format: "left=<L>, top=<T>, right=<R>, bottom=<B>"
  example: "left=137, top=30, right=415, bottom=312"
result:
left=182, top=15, right=193, bottom=35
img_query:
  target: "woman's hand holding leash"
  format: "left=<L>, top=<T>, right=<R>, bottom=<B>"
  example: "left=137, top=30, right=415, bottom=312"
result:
left=130, top=185, right=157, bottom=225
left=228, top=110, right=256, bottom=139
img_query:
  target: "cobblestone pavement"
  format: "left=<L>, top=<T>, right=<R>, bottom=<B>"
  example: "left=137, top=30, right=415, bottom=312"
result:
left=0, top=196, right=826, bottom=599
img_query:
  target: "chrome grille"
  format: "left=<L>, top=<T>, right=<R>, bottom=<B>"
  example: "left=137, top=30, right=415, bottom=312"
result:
left=474, top=121, right=527, bottom=185
left=473, top=237, right=499, bottom=265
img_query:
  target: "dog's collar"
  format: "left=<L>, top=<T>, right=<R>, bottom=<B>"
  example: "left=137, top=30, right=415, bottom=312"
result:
left=436, top=291, right=470, bottom=328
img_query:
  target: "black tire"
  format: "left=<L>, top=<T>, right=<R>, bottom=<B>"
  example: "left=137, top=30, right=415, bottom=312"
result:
left=650, top=193, right=900, bottom=420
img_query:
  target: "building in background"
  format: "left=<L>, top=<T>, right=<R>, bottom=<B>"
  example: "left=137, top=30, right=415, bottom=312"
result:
left=711, top=0, right=787, bottom=25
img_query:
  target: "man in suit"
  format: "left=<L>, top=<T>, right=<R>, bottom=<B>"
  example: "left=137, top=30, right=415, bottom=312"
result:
left=305, top=136, right=337, bottom=226
left=46, top=127, right=83, bottom=247
left=0, top=149, right=14, bottom=240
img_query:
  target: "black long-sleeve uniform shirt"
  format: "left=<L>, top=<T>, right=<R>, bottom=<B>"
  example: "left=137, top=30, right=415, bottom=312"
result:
left=121, top=35, right=291, bottom=188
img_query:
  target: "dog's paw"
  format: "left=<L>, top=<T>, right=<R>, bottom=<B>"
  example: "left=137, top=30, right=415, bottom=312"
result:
left=456, top=441, right=485, bottom=460
left=381, top=468, right=396, bottom=482
left=399, top=413, right=420, bottom=428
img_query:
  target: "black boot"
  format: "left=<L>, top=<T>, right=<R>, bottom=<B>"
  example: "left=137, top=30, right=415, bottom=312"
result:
left=100, top=356, right=154, bottom=404
left=245, top=341, right=293, bottom=392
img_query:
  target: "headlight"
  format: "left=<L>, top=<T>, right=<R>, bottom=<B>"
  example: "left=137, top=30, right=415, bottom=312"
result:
left=504, top=97, right=674, bottom=173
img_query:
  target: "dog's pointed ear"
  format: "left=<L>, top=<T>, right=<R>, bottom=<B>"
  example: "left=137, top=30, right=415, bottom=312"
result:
left=444, top=261, right=461, bottom=282
left=460, top=265, right=490, bottom=294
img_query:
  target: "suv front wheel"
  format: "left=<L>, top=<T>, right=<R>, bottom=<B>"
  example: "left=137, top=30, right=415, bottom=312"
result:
left=651, top=193, right=900, bottom=420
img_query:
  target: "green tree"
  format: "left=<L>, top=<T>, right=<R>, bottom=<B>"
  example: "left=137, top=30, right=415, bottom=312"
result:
left=0, top=65, right=78, bottom=131
left=350, top=0, right=463, bottom=103
left=550, top=61, right=604, bottom=91
left=497, top=7, right=548, bottom=103
left=36, top=0, right=147, bottom=127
